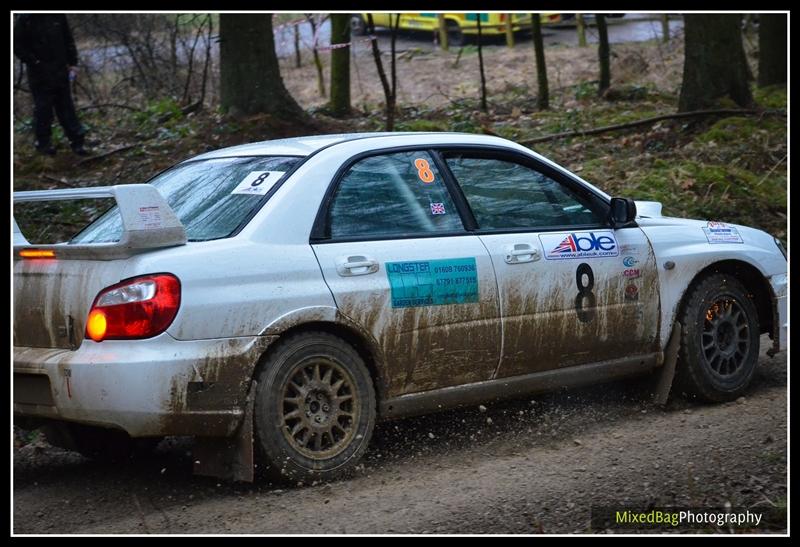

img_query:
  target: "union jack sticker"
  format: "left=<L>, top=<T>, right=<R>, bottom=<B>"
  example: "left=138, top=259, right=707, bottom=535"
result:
left=430, top=202, right=446, bottom=215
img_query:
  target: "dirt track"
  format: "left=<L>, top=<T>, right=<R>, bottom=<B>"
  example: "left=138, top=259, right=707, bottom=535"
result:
left=13, top=334, right=786, bottom=534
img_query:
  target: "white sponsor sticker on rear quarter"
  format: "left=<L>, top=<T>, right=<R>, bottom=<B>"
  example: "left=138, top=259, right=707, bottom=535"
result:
left=138, top=206, right=162, bottom=229
left=231, top=171, right=285, bottom=196
left=702, top=221, right=744, bottom=244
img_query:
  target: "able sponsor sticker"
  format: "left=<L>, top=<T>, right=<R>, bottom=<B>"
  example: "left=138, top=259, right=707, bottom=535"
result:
left=231, top=171, right=285, bottom=196
left=702, top=221, right=743, bottom=244
left=386, top=257, right=479, bottom=308
left=539, top=231, right=619, bottom=260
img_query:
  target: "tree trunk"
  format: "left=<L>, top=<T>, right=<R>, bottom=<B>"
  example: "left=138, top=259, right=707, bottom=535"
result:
left=596, top=14, right=610, bottom=95
left=758, top=14, right=787, bottom=87
left=293, top=23, right=301, bottom=68
left=576, top=14, right=587, bottom=47
left=437, top=14, right=449, bottom=51
left=366, top=14, right=394, bottom=131
left=219, top=14, right=304, bottom=118
left=678, top=14, right=753, bottom=112
left=306, top=15, right=326, bottom=98
left=505, top=13, right=514, bottom=48
left=477, top=15, right=487, bottom=112
left=388, top=14, right=399, bottom=130
left=531, top=14, right=548, bottom=110
left=661, top=14, right=670, bottom=43
left=329, top=14, right=351, bottom=116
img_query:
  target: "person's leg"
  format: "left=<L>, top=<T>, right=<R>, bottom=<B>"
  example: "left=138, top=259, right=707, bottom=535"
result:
left=31, top=84, right=56, bottom=154
left=52, top=84, right=87, bottom=153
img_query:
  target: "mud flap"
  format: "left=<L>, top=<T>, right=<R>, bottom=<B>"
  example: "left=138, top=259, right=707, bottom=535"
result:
left=652, top=321, right=681, bottom=406
left=192, top=380, right=257, bottom=482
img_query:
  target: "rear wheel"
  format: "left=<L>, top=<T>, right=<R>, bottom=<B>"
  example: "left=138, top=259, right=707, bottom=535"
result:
left=675, top=274, right=760, bottom=402
left=253, top=331, right=376, bottom=483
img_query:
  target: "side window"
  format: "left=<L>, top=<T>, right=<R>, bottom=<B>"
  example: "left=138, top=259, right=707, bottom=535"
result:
left=444, top=155, right=606, bottom=230
left=328, top=151, right=464, bottom=239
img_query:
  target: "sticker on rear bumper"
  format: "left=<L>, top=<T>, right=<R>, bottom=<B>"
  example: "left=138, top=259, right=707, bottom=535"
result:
left=386, top=258, right=479, bottom=308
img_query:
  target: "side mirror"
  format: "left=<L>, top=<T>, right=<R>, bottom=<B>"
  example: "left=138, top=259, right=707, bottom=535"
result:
left=609, top=197, right=637, bottom=228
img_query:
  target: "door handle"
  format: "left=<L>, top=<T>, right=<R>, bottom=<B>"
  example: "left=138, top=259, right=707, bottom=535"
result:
left=336, top=256, right=379, bottom=276
left=504, top=244, right=540, bottom=264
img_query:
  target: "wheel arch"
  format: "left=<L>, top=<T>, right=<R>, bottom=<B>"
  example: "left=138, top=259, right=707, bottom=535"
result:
left=674, top=259, right=773, bottom=336
left=257, top=317, right=388, bottom=403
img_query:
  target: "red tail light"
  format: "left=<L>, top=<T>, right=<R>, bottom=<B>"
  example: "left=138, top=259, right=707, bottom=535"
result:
left=85, top=274, right=181, bottom=342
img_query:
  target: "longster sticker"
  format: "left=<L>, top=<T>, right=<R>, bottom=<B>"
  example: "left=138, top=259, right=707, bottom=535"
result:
left=386, top=257, right=479, bottom=308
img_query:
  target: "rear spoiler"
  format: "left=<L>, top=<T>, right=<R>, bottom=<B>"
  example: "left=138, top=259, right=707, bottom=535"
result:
left=13, top=184, right=187, bottom=260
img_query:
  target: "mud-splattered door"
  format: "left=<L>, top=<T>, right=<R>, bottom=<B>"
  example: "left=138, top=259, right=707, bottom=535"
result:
left=311, top=150, right=502, bottom=398
left=440, top=152, right=661, bottom=379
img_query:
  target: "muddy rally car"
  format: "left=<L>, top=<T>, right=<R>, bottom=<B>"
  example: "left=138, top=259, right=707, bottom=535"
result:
left=13, top=133, right=787, bottom=483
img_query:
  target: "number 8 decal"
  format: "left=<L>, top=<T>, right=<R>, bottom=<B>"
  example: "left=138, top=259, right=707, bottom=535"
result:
left=574, top=262, right=596, bottom=323
left=414, top=158, right=435, bottom=183
left=251, top=172, right=270, bottom=186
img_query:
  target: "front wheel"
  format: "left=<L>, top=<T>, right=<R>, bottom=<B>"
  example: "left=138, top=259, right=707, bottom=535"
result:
left=253, top=331, right=376, bottom=483
left=675, top=273, right=760, bottom=402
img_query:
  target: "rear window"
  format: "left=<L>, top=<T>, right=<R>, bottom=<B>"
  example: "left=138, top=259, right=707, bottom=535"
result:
left=71, top=156, right=300, bottom=243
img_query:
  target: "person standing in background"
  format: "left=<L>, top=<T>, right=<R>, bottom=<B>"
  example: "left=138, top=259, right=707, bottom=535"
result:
left=14, top=14, right=89, bottom=156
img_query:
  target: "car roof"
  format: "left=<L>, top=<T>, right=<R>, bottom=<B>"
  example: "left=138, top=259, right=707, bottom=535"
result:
left=185, top=132, right=513, bottom=161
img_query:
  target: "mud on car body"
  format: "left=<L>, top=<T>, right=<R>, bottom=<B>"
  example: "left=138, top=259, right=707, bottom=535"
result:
left=13, top=133, right=787, bottom=482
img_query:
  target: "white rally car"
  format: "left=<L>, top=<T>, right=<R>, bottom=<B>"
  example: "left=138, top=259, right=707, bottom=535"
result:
left=13, top=133, right=787, bottom=482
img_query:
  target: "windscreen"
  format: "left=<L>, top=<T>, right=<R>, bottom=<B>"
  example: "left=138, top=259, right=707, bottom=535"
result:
left=71, top=155, right=301, bottom=243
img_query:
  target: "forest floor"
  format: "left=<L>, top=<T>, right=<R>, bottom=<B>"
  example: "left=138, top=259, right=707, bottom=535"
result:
left=13, top=32, right=787, bottom=245
left=14, top=336, right=787, bottom=533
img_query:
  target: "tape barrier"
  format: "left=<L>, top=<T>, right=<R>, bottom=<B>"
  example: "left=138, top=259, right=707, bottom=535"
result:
left=316, top=35, right=377, bottom=51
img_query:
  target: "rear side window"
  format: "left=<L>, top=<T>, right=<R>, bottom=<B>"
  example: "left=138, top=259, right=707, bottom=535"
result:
left=327, top=151, right=464, bottom=239
left=71, top=156, right=300, bottom=243
left=444, top=155, right=606, bottom=230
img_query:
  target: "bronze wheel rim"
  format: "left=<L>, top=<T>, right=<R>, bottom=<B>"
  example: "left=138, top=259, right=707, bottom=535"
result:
left=701, top=296, right=751, bottom=377
left=280, top=358, right=359, bottom=460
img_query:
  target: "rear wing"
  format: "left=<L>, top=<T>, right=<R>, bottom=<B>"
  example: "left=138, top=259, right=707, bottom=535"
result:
left=13, top=184, right=187, bottom=260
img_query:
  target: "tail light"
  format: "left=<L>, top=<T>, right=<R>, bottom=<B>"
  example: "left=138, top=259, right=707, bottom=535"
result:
left=85, top=273, right=181, bottom=342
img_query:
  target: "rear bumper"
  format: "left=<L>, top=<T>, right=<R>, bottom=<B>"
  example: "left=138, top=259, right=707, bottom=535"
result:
left=769, top=273, right=787, bottom=354
left=14, top=333, right=276, bottom=437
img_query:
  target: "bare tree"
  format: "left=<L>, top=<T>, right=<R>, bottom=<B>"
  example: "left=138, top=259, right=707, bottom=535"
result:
left=678, top=14, right=753, bottom=112
left=305, top=14, right=326, bottom=98
left=596, top=14, right=610, bottom=95
left=758, top=14, right=787, bottom=87
left=366, top=14, right=399, bottom=130
left=576, top=14, right=587, bottom=47
left=477, top=15, right=487, bottom=112
left=329, top=14, right=352, bottom=116
left=219, top=14, right=305, bottom=118
left=531, top=13, right=548, bottom=110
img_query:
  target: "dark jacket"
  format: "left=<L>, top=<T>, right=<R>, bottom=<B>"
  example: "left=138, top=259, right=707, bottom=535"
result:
left=14, top=14, right=79, bottom=89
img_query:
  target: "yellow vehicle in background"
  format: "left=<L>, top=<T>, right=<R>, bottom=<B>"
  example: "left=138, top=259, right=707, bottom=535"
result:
left=351, top=13, right=564, bottom=46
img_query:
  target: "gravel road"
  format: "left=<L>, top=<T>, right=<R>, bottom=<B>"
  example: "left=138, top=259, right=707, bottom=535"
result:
left=13, top=334, right=786, bottom=534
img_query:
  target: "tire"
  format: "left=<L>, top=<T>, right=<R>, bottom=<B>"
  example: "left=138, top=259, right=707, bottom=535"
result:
left=42, top=422, right=160, bottom=462
left=447, top=21, right=465, bottom=47
left=350, top=15, right=367, bottom=36
left=253, top=331, right=376, bottom=483
left=674, top=273, right=760, bottom=402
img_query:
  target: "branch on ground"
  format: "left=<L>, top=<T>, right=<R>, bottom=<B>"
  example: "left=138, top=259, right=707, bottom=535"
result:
left=520, top=108, right=787, bottom=145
